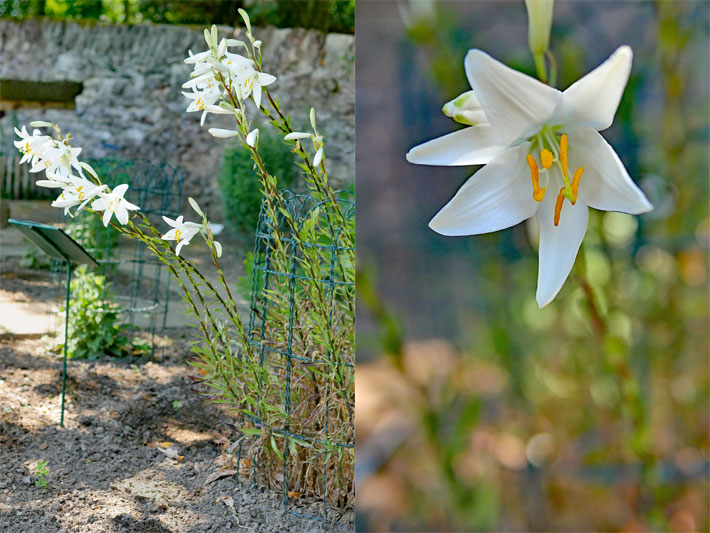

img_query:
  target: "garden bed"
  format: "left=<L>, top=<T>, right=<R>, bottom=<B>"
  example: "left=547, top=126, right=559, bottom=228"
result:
left=0, top=333, right=353, bottom=532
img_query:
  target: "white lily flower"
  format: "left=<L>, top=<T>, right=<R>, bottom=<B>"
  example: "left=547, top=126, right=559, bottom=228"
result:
left=49, top=176, right=106, bottom=216
left=14, top=126, right=51, bottom=167
left=246, top=128, right=259, bottom=147
left=91, top=184, right=140, bottom=227
left=161, top=215, right=203, bottom=256
left=183, top=85, right=222, bottom=126
left=407, top=46, right=652, bottom=307
left=232, top=63, right=276, bottom=109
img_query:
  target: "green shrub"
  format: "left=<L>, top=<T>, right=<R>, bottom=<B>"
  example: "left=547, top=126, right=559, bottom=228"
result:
left=218, top=130, right=298, bottom=235
left=58, top=265, right=127, bottom=359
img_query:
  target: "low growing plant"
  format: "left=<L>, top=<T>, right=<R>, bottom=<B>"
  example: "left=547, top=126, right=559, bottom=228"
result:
left=33, top=460, right=49, bottom=488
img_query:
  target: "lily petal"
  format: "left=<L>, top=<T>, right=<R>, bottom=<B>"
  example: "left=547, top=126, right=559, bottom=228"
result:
left=102, top=209, right=112, bottom=227
left=562, top=46, right=632, bottom=132
left=567, top=127, right=652, bottom=214
left=429, top=143, right=539, bottom=236
left=535, top=192, right=589, bottom=308
left=406, top=124, right=505, bottom=167
left=464, top=49, right=562, bottom=145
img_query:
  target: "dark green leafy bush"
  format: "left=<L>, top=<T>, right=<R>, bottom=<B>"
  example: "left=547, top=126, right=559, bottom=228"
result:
left=218, top=131, right=298, bottom=235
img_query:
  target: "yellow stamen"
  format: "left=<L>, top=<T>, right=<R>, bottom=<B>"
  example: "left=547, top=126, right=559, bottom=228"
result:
left=560, top=134, right=568, bottom=178
left=526, top=154, right=546, bottom=202
left=554, top=187, right=566, bottom=227
left=175, top=229, right=182, bottom=243
left=540, top=149, right=553, bottom=169
left=570, top=166, right=584, bottom=205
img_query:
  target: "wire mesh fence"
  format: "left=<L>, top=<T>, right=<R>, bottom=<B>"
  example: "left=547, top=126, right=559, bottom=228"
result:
left=51, top=158, right=183, bottom=354
left=238, top=189, right=355, bottom=521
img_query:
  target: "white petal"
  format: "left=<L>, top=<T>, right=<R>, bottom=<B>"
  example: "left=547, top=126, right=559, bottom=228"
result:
left=464, top=49, right=562, bottom=145
left=116, top=206, right=129, bottom=225
left=92, top=197, right=108, bottom=211
left=253, top=87, right=262, bottom=109
left=112, top=183, right=129, bottom=197
left=535, top=193, right=589, bottom=308
left=214, top=241, right=222, bottom=258
left=567, top=127, right=652, bottom=214
left=258, top=72, right=276, bottom=86
left=162, top=229, right=177, bottom=240
left=175, top=240, right=186, bottom=256
left=102, top=209, right=112, bottom=227
left=406, top=124, right=505, bottom=166
left=428, top=143, right=539, bottom=236
left=562, top=46, right=632, bottom=131
left=123, top=200, right=140, bottom=211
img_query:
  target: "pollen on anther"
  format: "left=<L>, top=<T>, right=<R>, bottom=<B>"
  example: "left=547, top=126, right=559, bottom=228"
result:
left=554, top=187, right=565, bottom=227
left=540, top=149, right=553, bottom=169
left=560, top=134, right=568, bottom=178
left=571, top=166, right=584, bottom=205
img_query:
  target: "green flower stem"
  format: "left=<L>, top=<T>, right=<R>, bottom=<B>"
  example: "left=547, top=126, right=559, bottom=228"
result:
left=534, top=53, right=547, bottom=83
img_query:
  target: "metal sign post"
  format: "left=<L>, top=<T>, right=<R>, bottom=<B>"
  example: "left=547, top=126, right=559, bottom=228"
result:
left=8, top=219, right=98, bottom=427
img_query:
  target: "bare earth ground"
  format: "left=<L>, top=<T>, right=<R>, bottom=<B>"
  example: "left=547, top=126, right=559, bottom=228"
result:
left=0, top=242, right=353, bottom=531
left=0, top=335, right=353, bottom=532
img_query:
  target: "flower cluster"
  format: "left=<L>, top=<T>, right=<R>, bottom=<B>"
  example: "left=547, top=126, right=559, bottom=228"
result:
left=14, top=122, right=139, bottom=226
left=182, top=23, right=275, bottom=129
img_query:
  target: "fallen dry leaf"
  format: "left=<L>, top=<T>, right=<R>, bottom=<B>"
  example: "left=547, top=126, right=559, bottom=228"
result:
left=159, top=441, right=174, bottom=448
left=287, top=490, right=301, bottom=499
left=204, top=469, right=238, bottom=485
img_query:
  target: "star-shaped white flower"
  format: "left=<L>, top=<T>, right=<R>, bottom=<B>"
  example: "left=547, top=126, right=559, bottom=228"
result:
left=407, top=46, right=652, bottom=307
left=161, top=215, right=203, bottom=256
left=44, top=175, right=106, bottom=216
left=91, top=184, right=140, bottom=227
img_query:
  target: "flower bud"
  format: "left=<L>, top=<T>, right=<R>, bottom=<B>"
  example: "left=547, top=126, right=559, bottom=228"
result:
left=525, top=0, right=554, bottom=56
left=208, top=128, right=239, bottom=138
left=246, top=128, right=259, bottom=147
left=441, top=91, right=487, bottom=126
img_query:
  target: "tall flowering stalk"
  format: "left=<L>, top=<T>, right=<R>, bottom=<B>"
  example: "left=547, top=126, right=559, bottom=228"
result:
left=15, top=11, right=354, bottom=509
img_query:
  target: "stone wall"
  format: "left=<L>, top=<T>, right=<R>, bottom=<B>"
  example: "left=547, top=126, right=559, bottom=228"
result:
left=0, top=18, right=354, bottom=214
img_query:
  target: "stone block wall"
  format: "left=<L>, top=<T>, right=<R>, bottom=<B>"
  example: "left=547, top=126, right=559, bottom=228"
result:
left=0, top=18, right=354, bottom=214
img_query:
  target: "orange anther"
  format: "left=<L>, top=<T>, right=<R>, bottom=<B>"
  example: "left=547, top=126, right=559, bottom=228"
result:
left=526, top=154, right=546, bottom=202
left=560, top=134, right=568, bottom=178
left=554, top=187, right=565, bottom=227
left=540, top=149, right=554, bottom=169
left=570, top=166, right=584, bottom=205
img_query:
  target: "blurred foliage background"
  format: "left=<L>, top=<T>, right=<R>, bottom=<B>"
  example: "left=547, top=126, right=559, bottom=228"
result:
left=356, top=1, right=708, bottom=531
left=0, top=0, right=355, bottom=33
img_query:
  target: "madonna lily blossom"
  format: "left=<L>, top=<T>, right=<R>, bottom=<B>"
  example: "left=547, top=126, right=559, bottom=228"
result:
left=161, top=216, right=203, bottom=256
left=406, top=45, right=652, bottom=307
left=91, top=184, right=140, bottom=227
left=49, top=176, right=106, bottom=216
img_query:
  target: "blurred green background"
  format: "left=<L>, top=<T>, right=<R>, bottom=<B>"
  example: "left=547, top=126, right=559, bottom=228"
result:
left=356, top=1, right=709, bottom=531
left=0, top=0, right=355, bottom=33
